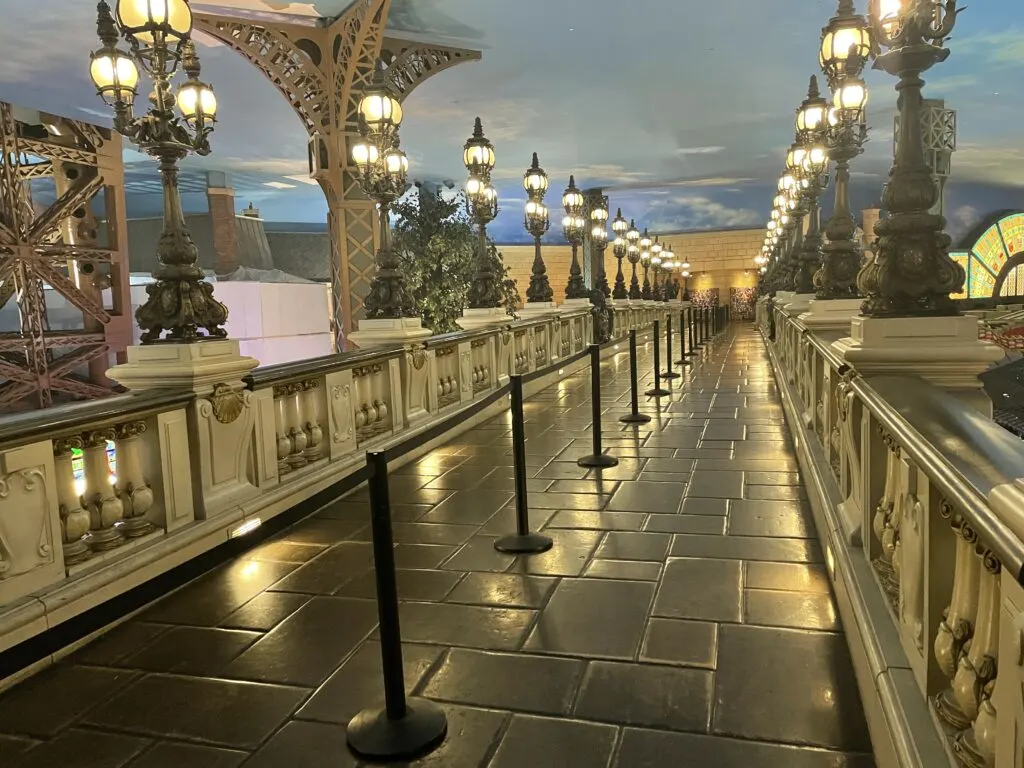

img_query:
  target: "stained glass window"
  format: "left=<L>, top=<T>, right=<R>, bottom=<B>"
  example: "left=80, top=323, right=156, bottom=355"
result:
left=973, top=224, right=1008, bottom=277
left=998, top=214, right=1024, bottom=259
left=1001, top=265, right=1024, bottom=298
left=969, top=262, right=996, bottom=297
left=70, top=441, right=117, bottom=495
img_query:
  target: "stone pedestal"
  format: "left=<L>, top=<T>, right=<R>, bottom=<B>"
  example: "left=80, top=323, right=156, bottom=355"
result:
left=107, top=339, right=257, bottom=395
left=349, top=317, right=433, bottom=349
left=107, top=340, right=260, bottom=519
left=832, top=315, right=1004, bottom=414
left=799, top=298, right=863, bottom=331
left=457, top=306, right=510, bottom=331
left=517, top=302, right=558, bottom=321
left=559, top=298, right=592, bottom=314
left=781, top=293, right=815, bottom=314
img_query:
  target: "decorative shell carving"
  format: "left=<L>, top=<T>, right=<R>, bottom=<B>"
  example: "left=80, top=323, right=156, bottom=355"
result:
left=410, top=348, right=427, bottom=370
left=210, top=383, right=246, bottom=425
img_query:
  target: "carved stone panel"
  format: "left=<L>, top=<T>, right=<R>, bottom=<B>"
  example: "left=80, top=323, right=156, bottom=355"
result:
left=191, top=384, right=258, bottom=519
left=0, top=440, right=63, bottom=605
left=156, top=409, right=195, bottom=533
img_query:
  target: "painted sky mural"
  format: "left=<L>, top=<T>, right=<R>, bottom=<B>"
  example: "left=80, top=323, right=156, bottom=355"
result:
left=1, top=0, right=1022, bottom=247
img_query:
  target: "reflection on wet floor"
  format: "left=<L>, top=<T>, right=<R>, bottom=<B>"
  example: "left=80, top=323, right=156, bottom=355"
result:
left=0, top=326, right=874, bottom=768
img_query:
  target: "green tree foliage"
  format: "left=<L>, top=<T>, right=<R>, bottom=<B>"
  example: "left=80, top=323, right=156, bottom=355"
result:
left=391, top=185, right=521, bottom=332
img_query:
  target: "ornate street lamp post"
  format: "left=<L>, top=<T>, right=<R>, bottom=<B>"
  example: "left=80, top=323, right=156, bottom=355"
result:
left=89, top=0, right=227, bottom=344
left=351, top=70, right=413, bottom=320
left=523, top=153, right=553, bottom=305
left=562, top=176, right=588, bottom=300
left=650, top=237, right=664, bottom=300
left=611, top=209, right=629, bottom=300
left=464, top=118, right=501, bottom=311
left=589, top=195, right=611, bottom=298
left=681, top=269, right=691, bottom=299
left=792, top=77, right=831, bottom=300
left=859, top=0, right=964, bottom=317
left=639, top=228, right=653, bottom=300
left=815, top=0, right=871, bottom=303
left=626, top=220, right=642, bottom=300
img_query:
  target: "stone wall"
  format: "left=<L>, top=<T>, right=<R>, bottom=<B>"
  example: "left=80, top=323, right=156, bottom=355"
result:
left=599, top=227, right=763, bottom=296
left=498, top=244, right=574, bottom=305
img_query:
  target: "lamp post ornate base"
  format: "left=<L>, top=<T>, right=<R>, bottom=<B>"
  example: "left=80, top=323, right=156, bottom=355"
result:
left=565, top=245, right=587, bottom=300
left=831, top=314, right=1003, bottom=413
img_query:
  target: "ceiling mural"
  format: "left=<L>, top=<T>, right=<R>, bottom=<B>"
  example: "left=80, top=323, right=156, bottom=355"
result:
left=1, top=0, right=1023, bottom=246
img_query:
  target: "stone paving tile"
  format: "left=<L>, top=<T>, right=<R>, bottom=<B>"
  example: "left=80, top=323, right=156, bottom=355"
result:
left=10, top=728, right=149, bottom=768
left=82, top=675, right=307, bottom=750
left=488, top=715, right=618, bottom=768
left=222, top=593, right=313, bottom=634
left=125, top=742, right=249, bottom=768
left=8, top=327, right=873, bottom=768
left=524, top=578, right=655, bottom=659
left=422, top=648, right=585, bottom=715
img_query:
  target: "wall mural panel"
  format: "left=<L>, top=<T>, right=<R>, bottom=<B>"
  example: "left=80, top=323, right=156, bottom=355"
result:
left=729, top=287, right=757, bottom=320
left=691, top=288, right=720, bottom=308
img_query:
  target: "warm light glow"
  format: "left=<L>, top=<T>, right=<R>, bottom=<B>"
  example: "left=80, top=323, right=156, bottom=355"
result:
left=176, top=80, right=217, bottom=123
left=524, top=168, right=548, bottom=193
left=802, top=144, right=829, bottom=173
left=464, top=143, right=496, bottom=172
left=466, top=175, right=484, bottom=196
left=797, top=103, right=826, bottom=134
left=525, top=200, right=547, bottom=217
left=820, top=24, right=872, bottom=74
left=834, top=79, right=869, bottom=112
left=351, top=140, right=378, bottom=168
left=876, top=0, right=904, bottom=34
left=786, top=146, right=807, bottom=171
left=89, top=50, right=139, bottom=105
left=230, top=518, right=263, bottom=538
left=384, top=148, right=408, bottom=175
left=562, top=189, right=584, bottom=211
left=116, top=0, right=193, bottom=43
left=359, top=91, right=403, bottom=129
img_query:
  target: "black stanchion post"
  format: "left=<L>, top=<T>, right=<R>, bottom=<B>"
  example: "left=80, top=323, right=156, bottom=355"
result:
left=495, top=376, right=553, bottom=554
left=703, top=307, right=710, bottom=340
left=620, top=329, right=651, bottom=424
left=347, top=452, right=448, bottom=759
left=645, top=320, right=670, bottom=397
left=579, top=344, right=619, bottom=467
left=661, top=314, right=680, bottom=379
left=713, top=306, right=719, bottom=335
left=676, top=309, right=691, bottom=365
left=689, top=306, right=697, bottom=350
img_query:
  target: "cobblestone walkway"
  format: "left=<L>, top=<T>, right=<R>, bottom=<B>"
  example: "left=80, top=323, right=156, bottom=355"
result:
left=0, top=324, right=874, bottom=768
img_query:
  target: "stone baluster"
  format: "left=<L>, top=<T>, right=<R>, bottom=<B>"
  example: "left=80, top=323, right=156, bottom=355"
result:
left=299, top=380, right=324, bottom=462
left=950, top=547, right=1001, bottom=768
left=934, top=504, right=981, bottom=731
left=274, top=383, right=308, bottom=473
left=53, top=436, right=90, bottom=565
left=872, top=430, right=901, bottom=599
left=273, top=385, right=293, bottom=477
left=113, top=422, right=156, bottom=538
left=81, top=429, right=124, bottom=551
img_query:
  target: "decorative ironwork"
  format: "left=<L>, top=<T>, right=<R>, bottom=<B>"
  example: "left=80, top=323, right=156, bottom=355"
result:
left=610, top=208, right=629, bottom=300
left=464, top=118, right=502, bottom=309
left=858, top=0, right=965, bottom=318
left=0, top=103, right=129, bottom=410
left=523, top=152, right=552, bottom=303
left=817, top=0, right=870, bottom=300
left=562, top=175, right=587, bottom=300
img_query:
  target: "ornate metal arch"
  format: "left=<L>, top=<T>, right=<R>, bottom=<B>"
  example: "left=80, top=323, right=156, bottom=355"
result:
left=192, top=15, right=331, bottom=137
left=379, top=36, right=482, bottom=102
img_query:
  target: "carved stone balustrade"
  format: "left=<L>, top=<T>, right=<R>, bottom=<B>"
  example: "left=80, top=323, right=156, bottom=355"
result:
left=0, top=302, right=664, bottom=659
left=767, top=306, right=1024, bottom=768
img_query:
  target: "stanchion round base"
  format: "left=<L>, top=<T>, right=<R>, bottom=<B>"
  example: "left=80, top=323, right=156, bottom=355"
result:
left=494, top=531, right=554, bottom=554
left=645, top=387, right=671, bottom=397
left=619, top=412, right=652, bottom=424
left=661, top=371, right=681, bottom=379
left=347, top=697, right=447, bottom=760
left=675, top=359, right=693, bottom=366
left=578, top=453, right=619, bottom=468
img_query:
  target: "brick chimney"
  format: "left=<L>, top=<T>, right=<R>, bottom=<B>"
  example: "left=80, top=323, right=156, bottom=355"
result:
left=206, top=171, right=240, bottom=276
